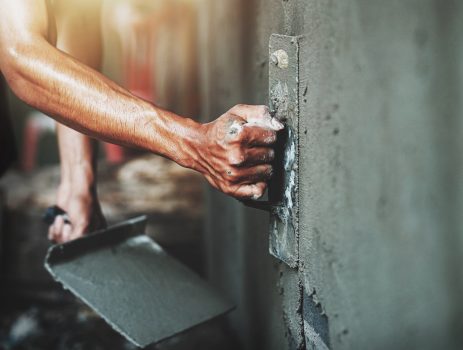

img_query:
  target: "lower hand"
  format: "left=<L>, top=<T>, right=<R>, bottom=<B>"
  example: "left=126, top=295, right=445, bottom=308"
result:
left=48, top=183, right=106, bottom=243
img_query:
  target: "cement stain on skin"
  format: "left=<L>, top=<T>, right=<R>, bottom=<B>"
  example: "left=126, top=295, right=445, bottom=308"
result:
left=228, top=120, right=244, bottom=135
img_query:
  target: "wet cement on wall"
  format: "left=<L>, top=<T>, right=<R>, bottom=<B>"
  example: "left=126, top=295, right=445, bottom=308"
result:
left=200, top=0, right=463, bottom=349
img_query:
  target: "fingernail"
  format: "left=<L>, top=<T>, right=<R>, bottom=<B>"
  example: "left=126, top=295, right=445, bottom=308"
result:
left=271, top=118, right=284, bottom=130
left=252, top=186, right=263, bottom=199
left=252, top=193, right=262, bottom=200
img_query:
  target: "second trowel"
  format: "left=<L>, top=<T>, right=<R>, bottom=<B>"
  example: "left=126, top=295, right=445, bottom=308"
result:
left=45, top=216, right=234, bottom=348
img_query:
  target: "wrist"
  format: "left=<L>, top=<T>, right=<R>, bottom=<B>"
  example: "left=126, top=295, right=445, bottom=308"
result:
left=142, top=106, right=207, bottom=172
left=174, top=119, right=207, bottom=172
left=59, top=164, right=96, bottom=197
left=57, top=180, right=97, bottom=210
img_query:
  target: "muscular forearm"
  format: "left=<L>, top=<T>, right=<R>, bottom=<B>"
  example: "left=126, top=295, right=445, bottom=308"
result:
left=52, top=124, right=106, bottom=242
left=0, top=0, right=283, bottom=200
left=57, top=125, right=97, bottom=194
left=2, top=36, right=202, bottom=170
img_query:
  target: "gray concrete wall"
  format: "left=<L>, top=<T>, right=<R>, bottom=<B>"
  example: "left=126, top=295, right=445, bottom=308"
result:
left=199, top=1, right=463, bottom=349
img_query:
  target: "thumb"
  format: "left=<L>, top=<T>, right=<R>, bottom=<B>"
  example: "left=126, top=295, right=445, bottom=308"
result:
left=230, top=104, right=284, bottom=131
left=68, top=224, right=86, bottom=241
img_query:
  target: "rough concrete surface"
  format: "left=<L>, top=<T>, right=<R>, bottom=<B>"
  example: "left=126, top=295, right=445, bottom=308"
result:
left=200, top=0, right=463, bottom=349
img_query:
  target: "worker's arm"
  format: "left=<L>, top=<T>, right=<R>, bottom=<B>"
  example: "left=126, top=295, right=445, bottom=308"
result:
left=50, top=125, right=106, bottom=243
left=48, top=0, right=106, bottom=243
left=0, top=0, right=283, bottom=200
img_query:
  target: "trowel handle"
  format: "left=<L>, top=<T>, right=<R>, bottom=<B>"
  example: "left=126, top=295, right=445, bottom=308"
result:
left=240, top=199, right=280, bottom=212
left=43, top=205, right=71, bottom=225
left=240, top=114, right=284, bottom=213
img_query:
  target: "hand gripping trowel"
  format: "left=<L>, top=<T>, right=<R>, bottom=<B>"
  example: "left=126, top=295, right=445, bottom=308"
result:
left=44, top=216, right=234, bottom=348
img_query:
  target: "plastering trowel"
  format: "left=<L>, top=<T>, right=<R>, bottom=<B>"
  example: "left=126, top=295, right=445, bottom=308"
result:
left=44, top=216, right=234, bottom=348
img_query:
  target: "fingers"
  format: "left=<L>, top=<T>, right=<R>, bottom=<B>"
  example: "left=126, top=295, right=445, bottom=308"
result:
left=226, top=107, right=282, bottom=147
left=47, top=221, right=54, bottom=241
left=68, top=225, right=86, bottom=241
left=62, top=223, right=72, bottom=242
left=227, top=147, right=275, bottom=167
left=231, top=182, right=267, bottom=200
left=205, top=169, right=269, bottom=200
left=48, top=215, right=68, bottom=243
left=229, top=104, right=284, bottom=130
left=46, top=189, right=107, bottom=243
left=229, top=164, right=273, bottom=184
left=239, top=124, right=277, bottom=146
left=48, top=219, right=86, bottom=243
left=48, top=213, right=86, bottom=243
left=203, top=104, right=285, bottom=200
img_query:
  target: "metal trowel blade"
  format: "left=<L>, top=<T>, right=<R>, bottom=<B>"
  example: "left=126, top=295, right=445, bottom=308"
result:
left=45, top=216, right=234, bottom=348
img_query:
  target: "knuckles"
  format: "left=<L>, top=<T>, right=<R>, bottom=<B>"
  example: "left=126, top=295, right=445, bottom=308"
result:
left=227, top=171, right=241, bottom=184
left=249, top=104, right=270, bottom=117
left=264, top=131, right=277, bottom=144
left=221, top=183, right=267, bottom=200
left=230, top=104, right=270, bottom=118
left=227, top=149, right=246, bottom=167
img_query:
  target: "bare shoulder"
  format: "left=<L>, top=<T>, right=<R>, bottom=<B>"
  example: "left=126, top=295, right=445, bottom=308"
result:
left=0, top=0, right=56, bottom=48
